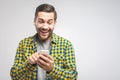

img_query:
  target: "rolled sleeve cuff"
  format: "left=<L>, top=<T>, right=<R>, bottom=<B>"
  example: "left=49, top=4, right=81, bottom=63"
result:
left=24, top=60, right=36, bottom=72
left=46, top=63, right=61, bottom=78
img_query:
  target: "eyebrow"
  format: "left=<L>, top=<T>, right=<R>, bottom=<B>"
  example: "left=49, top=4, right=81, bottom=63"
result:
left=38, top=18, right=54, bottom=21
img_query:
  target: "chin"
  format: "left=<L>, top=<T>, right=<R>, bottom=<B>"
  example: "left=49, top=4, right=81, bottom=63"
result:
left=40, top=36, right=50, bottom=41
left=41, top=38, right=47, bottom=41
left=38, top=32, right=52, bottom=41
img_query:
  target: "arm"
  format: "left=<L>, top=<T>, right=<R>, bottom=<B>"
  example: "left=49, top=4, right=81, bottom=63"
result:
left=10, top=40, right=36, bottom=80
left=47, top=42, right=78, bottom=80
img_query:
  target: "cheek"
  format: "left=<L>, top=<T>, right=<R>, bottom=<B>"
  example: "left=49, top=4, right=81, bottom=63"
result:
left=36, top=24, right=42, bottom=28
left=50, top=25, right=55, bottom=30
left=35, top=21, right=43, bottom=28
left=51, top=27, right=54, bottom=30
left=49, top=27, right=54, bottom=32
left=35, top=24, right=40, bottom=32
left=52, top=27, right=54, bottom=30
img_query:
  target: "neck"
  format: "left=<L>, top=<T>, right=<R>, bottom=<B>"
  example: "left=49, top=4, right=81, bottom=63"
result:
left=38, top=36, right=51, bottom=42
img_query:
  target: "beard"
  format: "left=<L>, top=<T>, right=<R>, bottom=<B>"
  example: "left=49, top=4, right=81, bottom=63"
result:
left=37, top=27, right=53, bottom=41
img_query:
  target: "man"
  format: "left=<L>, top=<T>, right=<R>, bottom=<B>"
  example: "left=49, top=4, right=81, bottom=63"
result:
left=10, top=3, right=78, bottom=80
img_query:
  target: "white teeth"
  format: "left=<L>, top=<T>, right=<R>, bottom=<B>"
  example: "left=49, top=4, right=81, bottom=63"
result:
left=42, top=32, right=47, bottom=33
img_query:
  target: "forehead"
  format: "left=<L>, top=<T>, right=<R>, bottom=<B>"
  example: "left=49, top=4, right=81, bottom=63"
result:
left=36, top=12, right=54, bottom=20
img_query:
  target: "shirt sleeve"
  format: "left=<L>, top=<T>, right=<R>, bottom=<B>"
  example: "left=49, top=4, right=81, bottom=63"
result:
left=10, top=40, right=36, bottom=80
left=46, top=42, right=78, bottom=80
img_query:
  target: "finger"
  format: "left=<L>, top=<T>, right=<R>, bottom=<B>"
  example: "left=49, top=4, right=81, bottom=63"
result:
left=28, top=54, right=39, bottom=64
left=38, top=58, right=49, bottom=67
left=28, top=56, right=35, bottom=64
left=35, top=52, right=41, bottom=57
left=42, top=53, right=53, bottom=61
left=32, top=55, right=38, bottom=61
left=37, top=58, right=54, bottom=72
left=39, top=54, right=49, bottom=63
left=38, top=63, right=46, bottom=69
left=38, top=55, right=54, bottom=67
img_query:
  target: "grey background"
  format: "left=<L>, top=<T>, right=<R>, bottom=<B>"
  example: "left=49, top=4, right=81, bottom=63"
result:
left=0, top=0, right=120, bottom=80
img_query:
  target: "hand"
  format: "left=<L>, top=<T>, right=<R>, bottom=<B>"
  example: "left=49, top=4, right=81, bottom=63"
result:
left=28, top=52, right=40, bottom=65
left=37, top=53, right=54, bottom=72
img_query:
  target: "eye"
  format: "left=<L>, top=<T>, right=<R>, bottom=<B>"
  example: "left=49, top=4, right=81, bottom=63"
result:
left=47, top=20, right=53, bottom=25
left=38, top=19, right=44, bottom=24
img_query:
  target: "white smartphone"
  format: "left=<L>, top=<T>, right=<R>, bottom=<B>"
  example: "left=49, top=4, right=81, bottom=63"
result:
left=39, top=50, right=49, bottom=54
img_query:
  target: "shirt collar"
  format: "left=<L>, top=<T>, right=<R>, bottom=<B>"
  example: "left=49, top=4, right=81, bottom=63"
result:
left=32, top=33, right=58, bottom=44
left=51, top=33, right=58, bottom=44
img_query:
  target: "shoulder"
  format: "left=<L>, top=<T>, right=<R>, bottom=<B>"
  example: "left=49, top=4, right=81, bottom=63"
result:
left=19, top=35, right=35, bottom=45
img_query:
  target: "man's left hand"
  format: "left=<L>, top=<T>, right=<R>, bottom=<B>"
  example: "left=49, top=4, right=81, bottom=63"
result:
left=37, top=53, right=54, bottom=72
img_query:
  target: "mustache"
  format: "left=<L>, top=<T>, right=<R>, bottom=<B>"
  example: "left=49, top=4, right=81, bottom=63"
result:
left=38, top=28, right=51, bottom=32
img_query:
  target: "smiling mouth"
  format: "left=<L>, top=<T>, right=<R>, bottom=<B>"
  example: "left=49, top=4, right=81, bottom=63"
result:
left=40, top=31, right=49, bottom=35
left=41, top=31, right=48, bottom=33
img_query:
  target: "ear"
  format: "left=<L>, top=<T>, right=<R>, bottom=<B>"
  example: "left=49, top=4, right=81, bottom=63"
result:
left=34, top=17, right=37, bottom=26
left=34, top=17, right=36, bottom=22
left=54, top=20, right=57, bottom=24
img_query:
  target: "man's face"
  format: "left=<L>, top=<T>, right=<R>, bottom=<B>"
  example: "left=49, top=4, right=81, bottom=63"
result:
left=34, top=12, right=56, bottom=41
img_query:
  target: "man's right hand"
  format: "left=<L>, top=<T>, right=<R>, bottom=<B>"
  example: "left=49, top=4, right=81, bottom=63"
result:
left=28, top=52, right=40, bottom=64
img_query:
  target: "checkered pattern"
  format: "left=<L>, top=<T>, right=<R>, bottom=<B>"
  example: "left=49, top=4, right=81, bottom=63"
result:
left=10, top=33, right=78, bottom=80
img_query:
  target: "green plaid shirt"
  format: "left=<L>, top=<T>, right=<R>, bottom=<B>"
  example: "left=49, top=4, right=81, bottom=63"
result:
left=10, top=33, right=78, bottom=80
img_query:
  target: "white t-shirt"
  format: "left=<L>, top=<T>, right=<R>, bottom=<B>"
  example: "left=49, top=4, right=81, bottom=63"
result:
left=37, top=40, right=51, bottom=80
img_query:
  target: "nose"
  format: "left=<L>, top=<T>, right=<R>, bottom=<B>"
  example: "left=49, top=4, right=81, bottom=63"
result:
left=42, top=23, right=49, bottom=29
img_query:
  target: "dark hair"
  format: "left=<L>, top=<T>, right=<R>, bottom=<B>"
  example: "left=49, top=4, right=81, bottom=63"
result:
left=35, top=4, right=57, bottom=21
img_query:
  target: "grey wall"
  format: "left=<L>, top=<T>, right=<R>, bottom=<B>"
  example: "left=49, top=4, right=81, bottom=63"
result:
left=0, top=0, right=120, bottom=80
